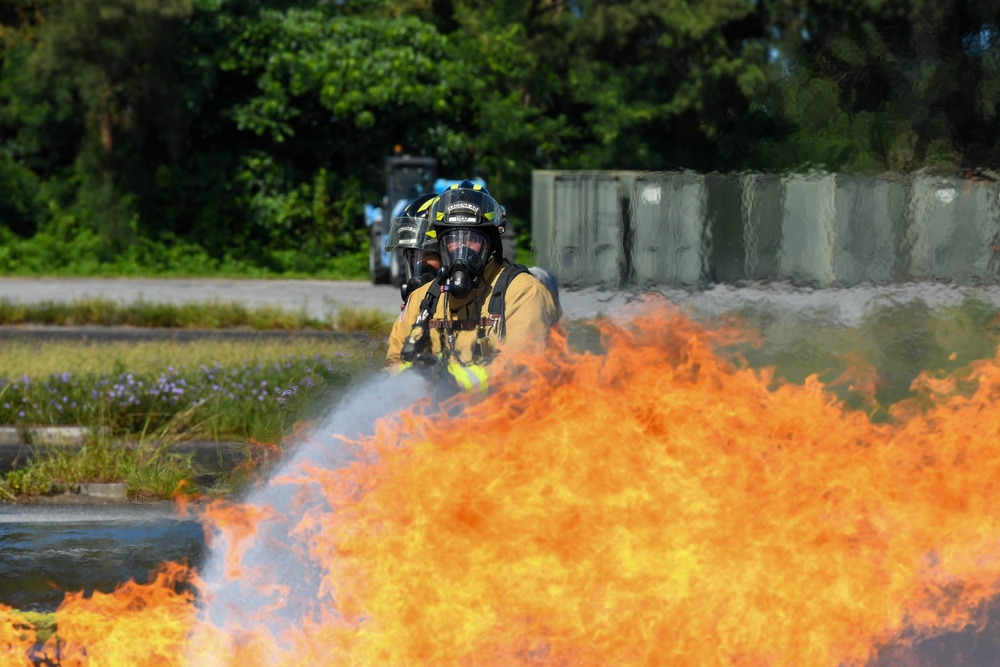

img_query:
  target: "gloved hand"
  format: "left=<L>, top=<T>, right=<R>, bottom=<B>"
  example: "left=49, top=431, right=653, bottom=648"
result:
left=409, top=354, right=461, bottom=400
left=444, top=362, right=489, bottom=395
left=407, top=355, right=489, bottom=400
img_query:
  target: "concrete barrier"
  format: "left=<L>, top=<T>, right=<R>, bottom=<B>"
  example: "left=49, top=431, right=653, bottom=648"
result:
left=779, top=173, right=836, bottom=285
left=532, top=169, right=1000, bottom=287
left=907, top=174, right=1000, bottom=282
left=532, top=171, right=628, bottom=288
left=631, top=171, right=707, bottom=286
left=832, top=174, right=908, bottom=284
left=0, top=426, right=88, bottom=447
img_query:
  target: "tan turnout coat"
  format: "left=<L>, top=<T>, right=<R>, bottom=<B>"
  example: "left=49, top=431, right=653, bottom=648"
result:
left=386, top=259, right=559, bottom=369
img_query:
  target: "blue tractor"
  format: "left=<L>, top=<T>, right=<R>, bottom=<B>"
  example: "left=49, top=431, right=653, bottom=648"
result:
left=365, top=155, right=514, bottom=285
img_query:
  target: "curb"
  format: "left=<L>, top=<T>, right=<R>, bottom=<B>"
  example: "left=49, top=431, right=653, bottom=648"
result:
left=75, top=482, right=129, bottom=500
left=0, top=427, right=245, bottom=474
left=0, top=426, right=89, bottom=447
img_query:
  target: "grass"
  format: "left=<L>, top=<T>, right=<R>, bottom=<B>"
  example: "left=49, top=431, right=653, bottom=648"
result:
left=0, top=337, right=375, bottom=378
left=1, top=435, right=198, bottom=501
left=0, top=297, right=394, bottom=332
left=0, top=335, right=389, bottom=501
left=0, top=294, right=389, bottom=502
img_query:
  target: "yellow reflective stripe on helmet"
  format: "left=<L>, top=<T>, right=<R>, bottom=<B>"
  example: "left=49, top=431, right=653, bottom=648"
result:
left=418, top=197, right=437, bottom=213
left=472, top=184, right=483, bottom=191
left=447, top=363, right=489, bottom=394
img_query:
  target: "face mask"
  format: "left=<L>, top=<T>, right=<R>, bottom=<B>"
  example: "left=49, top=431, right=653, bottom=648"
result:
left=441, top=229, right=490, bottom=297
left=413, top=260, right=438, bottom=284
left=401, top=250, right=441, bottom=301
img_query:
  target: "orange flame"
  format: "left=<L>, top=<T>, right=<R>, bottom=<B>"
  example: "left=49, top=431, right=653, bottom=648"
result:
left=5, top=298, right=1000, bottom=666
left=1, top=605, right=36, bottom=667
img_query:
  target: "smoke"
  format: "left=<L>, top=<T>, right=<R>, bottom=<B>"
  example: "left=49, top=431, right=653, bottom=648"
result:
left=189, top=370, right=430, bottom=658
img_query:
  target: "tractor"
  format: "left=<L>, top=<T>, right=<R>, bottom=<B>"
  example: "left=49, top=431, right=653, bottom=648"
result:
left=365, top=155, right=514, bottom=285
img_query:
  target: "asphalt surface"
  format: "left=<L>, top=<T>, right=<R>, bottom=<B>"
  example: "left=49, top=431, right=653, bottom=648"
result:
left=0, top=276, right=404, bottom=320
left=6, top=276, right=1000, bottom=335
left=0, top=275, right=637, bottom=320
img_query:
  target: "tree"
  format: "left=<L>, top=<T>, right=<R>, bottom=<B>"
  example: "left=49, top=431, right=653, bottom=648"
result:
left=749, top=0, right=1000, bottom=172
left=1, top=0, right=195, bottom=248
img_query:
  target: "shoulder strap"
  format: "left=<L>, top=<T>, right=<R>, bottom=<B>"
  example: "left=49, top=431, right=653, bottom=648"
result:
left=487, top=263, right=530, bottom=338
left=418, top=277, right=441, bottom=315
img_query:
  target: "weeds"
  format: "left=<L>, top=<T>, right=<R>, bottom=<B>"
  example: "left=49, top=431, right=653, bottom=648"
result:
left=0, top=336, right=383, bottom=500
left=0, top=434, right=200, bottom=501
left=0, top=352, right=358, bottom=437
left=0, top=297, right=393, bottom=332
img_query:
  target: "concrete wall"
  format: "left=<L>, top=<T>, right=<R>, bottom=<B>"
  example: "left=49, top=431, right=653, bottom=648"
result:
left=630, top=172, right=707, bottom=286
left=532, top=170, right=1000, bottom=287
left=532, top=171, right=630, bottom=288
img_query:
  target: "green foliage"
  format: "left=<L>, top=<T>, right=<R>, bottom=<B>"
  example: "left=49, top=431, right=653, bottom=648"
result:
left=4, top=466, right=53, bottom=496
left=2, top=0, right=1000, bottom=277
left=0, top=296, right=357, bottom=329
left=747, top=0, right=1000, bottom=172
left=1, top=435, right=201, bottom=500
left=0, top=349, right=362, bottom=439
left=0, top=148, right=40, bottom=235
left=0, top=328, right=384, bottom=498
left=1, top=0, right=196, bottom=236
left=728, top=297, right=1000, bottom=419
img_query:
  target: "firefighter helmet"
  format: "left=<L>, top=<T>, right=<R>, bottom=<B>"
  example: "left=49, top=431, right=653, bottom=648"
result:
left=385, top=192, right=439, bottom=253
left=429, top=181, right=505, bottom=280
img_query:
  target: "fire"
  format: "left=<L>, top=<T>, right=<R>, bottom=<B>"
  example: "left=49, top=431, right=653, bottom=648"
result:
left=5, top=297, right=1000, bottom=666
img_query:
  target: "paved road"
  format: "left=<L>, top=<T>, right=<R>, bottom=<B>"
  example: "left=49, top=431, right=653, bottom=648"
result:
left=0, top=277, right=404, bottom=320
left=0, top=276, right=632, bottom=321
left=5, top=276, right=1000, bottom=324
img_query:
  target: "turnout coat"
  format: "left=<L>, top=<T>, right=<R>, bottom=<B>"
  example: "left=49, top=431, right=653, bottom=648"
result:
left=385, top=259, right=559, bottom=373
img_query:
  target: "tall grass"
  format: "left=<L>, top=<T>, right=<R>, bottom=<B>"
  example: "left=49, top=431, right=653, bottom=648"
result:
left=0, top=297, right=394, bottom=332
left=0, top=338, right=379, bottom=438
left=0, top=336, right=387, bottom=500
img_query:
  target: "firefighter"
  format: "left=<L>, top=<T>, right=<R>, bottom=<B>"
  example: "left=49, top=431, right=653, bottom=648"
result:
left=384, top=192, right=442, bottom=305
left=386, top=181, right=559, bottom=395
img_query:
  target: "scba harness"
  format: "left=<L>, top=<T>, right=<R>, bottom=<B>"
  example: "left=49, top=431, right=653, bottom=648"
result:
left=400, top=262, right=531, bottom=367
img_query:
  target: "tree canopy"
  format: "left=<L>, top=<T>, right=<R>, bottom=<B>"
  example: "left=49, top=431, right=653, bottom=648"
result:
left=0, top=0, right=997, bottom=274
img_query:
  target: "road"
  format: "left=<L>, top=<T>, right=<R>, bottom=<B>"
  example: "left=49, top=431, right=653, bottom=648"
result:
left=0, top=276, right=631, bottom=321
left=5, top=275, right=1000, bottom=323
left=0, top=276, right=403, bottom=320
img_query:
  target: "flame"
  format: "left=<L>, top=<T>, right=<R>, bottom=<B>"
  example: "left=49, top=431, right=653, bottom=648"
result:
left=1, top=605, right=36, bottom=667
left=5, top=297, right=1000, bottom=665
left=35, top=563, right=204, bottom=666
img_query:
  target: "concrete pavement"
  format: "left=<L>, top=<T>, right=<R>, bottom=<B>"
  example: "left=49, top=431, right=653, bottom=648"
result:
left=0, top=276, right=631, bottom=322
left=0, top=277, right=404, bottom=320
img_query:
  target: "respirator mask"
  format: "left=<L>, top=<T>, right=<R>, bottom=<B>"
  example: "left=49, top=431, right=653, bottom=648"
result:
left=400, top=249, right=441, bottom=302
left=440, top=229, right=491, bottom=298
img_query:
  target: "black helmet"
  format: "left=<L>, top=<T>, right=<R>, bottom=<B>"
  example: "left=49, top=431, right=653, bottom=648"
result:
left=429, top=182, right=506, bottom=297
left=429, top=181, right=505, bottom=234
left=385, top=192, right=442, bottom=302
left=385, top=193, right=439, bottom=254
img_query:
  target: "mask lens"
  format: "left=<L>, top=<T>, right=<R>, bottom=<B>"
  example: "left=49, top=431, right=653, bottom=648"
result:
left=442, top=229, right=488, bottom=262
left=404, top=249, right=440, bottom=281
